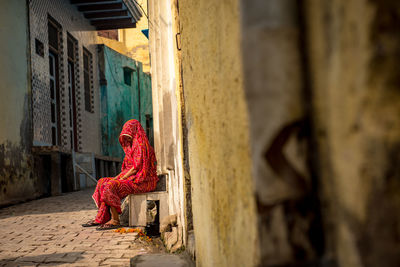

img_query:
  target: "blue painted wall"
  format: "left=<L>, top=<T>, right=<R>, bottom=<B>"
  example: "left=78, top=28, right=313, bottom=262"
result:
left=98, top=45, right=153, bottom=158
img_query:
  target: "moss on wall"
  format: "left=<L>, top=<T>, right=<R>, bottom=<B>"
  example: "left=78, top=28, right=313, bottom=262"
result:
left=178, top=0, right=258, bottom=266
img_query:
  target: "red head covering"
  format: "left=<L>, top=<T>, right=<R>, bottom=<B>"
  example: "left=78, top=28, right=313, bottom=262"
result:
left=118, top=119, right=158, bottom=184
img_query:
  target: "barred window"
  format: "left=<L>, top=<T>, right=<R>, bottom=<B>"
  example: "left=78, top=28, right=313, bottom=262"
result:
left=83, top=47, right=94, bottom=113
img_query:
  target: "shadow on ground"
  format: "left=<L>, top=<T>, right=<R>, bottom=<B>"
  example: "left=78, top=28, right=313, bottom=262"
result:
left=0, top=188, right=96, bottom=219
left=0, top=252, right=84, bottom=266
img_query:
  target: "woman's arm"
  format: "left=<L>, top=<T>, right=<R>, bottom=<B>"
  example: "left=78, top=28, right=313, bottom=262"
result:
left=120, top=166, right=137, bottom=180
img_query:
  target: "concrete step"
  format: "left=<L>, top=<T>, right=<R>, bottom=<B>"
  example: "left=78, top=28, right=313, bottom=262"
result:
left=129, top=191, right=169, bottom=227
left=128, top=173, right=170, bottom=227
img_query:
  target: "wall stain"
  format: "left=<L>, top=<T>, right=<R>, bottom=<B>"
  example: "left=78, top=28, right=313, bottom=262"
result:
left=0, top=95, right=36, bottom=206
left=353, top=142, right=400, bottom=267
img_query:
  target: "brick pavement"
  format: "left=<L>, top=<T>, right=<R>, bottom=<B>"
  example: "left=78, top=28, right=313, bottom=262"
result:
left=0, top=188, right=161, bottom=266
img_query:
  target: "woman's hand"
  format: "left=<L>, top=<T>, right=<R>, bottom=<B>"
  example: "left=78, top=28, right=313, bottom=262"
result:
left=120, top=166, right=137, bottom=180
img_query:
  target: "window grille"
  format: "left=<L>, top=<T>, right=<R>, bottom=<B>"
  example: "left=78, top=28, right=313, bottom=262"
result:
left=83, top=47, right=94, bottom=113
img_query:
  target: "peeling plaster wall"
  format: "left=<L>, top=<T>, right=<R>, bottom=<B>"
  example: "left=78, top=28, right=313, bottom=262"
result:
left=178, top=0, right=258, bottom=266
left=0, top=0, right=38, bottom=206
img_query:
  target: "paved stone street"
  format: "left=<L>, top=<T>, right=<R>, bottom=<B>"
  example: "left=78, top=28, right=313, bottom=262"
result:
left=0, top=188, right=161, bottom=266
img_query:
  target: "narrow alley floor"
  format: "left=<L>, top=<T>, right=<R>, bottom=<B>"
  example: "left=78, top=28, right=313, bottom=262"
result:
left=0, top=188, right=162, bottom=266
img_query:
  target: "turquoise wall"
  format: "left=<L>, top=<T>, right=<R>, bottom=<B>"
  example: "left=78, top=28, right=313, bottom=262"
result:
left=99, top=45, right=153, bottom=158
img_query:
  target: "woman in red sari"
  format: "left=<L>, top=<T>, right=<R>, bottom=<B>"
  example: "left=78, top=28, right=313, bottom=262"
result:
left=82, top=119, right=158, bottom=230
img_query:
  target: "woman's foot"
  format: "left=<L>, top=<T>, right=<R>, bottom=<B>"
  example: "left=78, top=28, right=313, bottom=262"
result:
left=95, top=223, right=121, bottom=231
left=105, top=219, right=120, bottom=225
left=96, top=219, right=121, bottom=231
left=82, top=219, right=101, bottom=227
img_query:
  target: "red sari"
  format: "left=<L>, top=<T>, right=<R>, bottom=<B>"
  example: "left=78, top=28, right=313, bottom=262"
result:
left=92, top=119, right=159, bottom=224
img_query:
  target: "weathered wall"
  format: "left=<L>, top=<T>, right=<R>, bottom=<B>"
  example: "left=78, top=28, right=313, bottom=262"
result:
left=239, top=0, right=326, bottom=265
left=0, top=0, right=38, bottom=205
left=178, top=0, right=258, bottom=266
left=148, top=0, right=188, bottom=251
left=306, top=1, right=400, bottom=266
left=148, top=0, right=400, bottom=265
left=138, top=68, right=154, bottom=144
left=99, top=45, right=153, bottom=158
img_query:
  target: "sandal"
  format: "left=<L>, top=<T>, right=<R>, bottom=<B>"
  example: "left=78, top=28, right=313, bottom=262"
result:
left=82, top=220, right=101, bottom=227
left=96, top=223, right=121, bottom=231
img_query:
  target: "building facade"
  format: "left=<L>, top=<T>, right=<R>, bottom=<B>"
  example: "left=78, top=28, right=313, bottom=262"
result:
left=97, top=0, right=150, bottom=73
left=0, top=0, right=143, bottom=205
left=117, top=0, right=151, bottom=74
left=29, top=0, right=101, bottom=153
left=98, top=45, right=153, bottom=158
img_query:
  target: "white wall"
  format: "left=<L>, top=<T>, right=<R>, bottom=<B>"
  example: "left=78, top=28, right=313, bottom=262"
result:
left=148, top=0, right=188, bottom=247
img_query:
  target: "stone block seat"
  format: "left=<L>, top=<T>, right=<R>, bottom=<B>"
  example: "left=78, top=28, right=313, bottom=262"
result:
left=128, top=174, right=169, bottom=228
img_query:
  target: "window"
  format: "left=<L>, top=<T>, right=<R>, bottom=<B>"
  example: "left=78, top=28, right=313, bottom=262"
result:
left=48, top=16, right=62, bottom=146
left=123, top=67, right=133, bottom=86
left=83, top=47, right=94, bottom=113
left=67, top=33, right=78, bottom=151
left=35, top=39, right=44, bottom=57
left=48, top=21, right=59, bottom=51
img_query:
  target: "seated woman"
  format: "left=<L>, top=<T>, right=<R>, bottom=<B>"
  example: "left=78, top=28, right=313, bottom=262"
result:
left=82, top=119, right=159, bottom=230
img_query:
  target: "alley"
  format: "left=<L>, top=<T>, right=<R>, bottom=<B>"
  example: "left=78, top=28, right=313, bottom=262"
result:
left=4, top=0, right=400, bottom=266
left=0, top=188, right=159, bottom=266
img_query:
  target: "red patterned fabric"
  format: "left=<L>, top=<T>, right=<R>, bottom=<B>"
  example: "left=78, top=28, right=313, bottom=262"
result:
left=92, top=119, right=158, bottom=224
